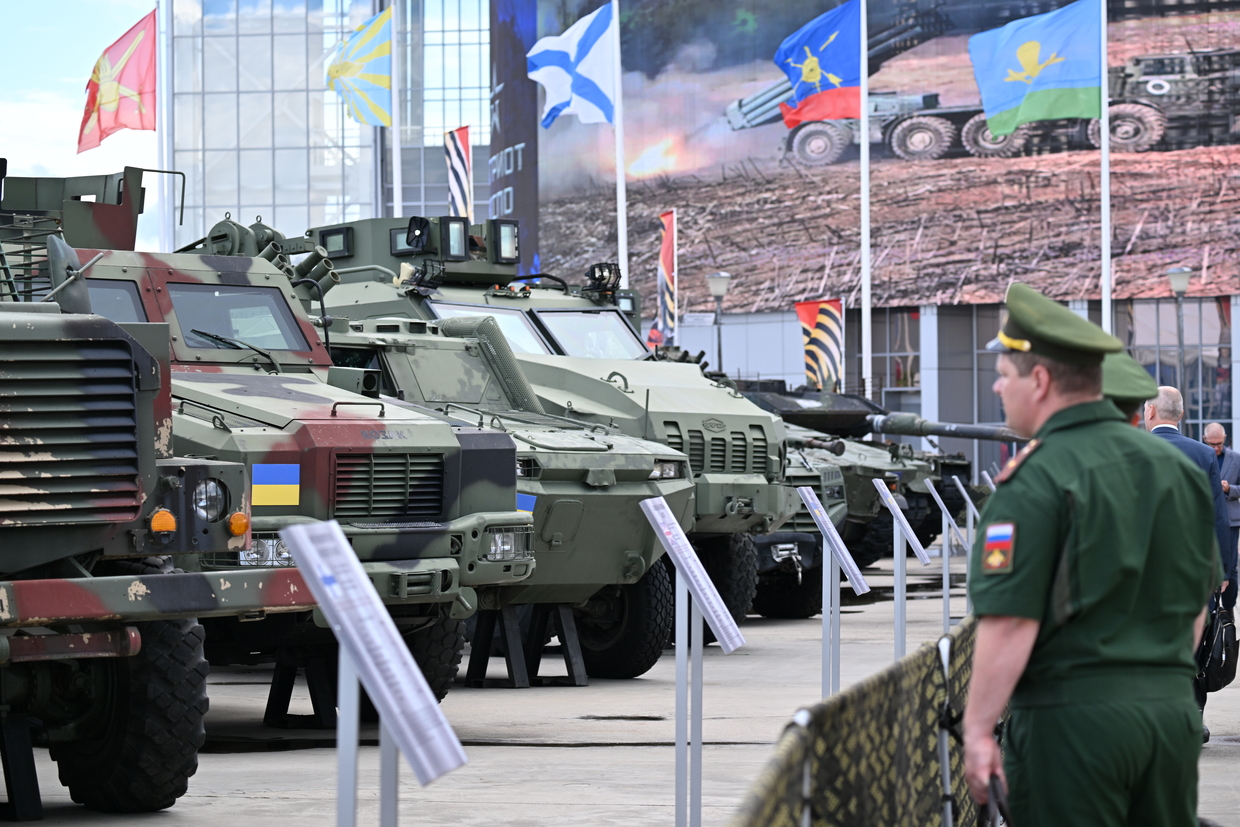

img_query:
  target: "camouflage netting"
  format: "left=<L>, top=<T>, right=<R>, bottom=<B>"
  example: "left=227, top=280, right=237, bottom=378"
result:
left=729, top=617, right=979, bottom=827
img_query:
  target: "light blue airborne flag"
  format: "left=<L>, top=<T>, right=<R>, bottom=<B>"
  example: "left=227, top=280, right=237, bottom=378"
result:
left=326, top=7, right=393, bottom=127
left=526, top=3, right=616, bottom=127
left=967, top=0, right=1100, bottom=136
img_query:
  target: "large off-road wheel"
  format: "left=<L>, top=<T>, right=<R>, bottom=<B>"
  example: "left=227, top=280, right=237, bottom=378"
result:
left=961, top=113, right=1031, bottom=158
left=700, top=532, right=759, bottom=626
left=849, top=513, right=893, bottom=568
left=753, top=568, right=823, bottom=619
left=789, top=122, right=850, bottom=166
left=575, top=561, right=673, bottom=679
left=1087, top=104, right=1166, bottom=152
left=51, top=557, right=207, bottom=813
left=407, top=618, right=466, bottom=702
left=889, top=116, right=956, bottom=161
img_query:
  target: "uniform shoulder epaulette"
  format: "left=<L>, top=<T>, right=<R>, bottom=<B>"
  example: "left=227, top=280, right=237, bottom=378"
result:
left=995, top=438, right=1040, bottom=485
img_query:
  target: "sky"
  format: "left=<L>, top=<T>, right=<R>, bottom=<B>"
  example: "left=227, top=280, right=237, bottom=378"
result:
left=1, top=1, right=166, bottom=250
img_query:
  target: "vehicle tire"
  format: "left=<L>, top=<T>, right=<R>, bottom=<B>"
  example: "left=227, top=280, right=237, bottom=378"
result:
left=960, top=113, right=1031, bottom=158
left=848, top=513, right=893, bottom=568
left=753, top=569, right=823, bottom=619
left=790, top=122, right=849, bottom=166
left=575, top=561, right=673, bottom=679
left=51, top=558, right=208, bottom=813
left=889, top=116, right=956, bottom=161
left=701, top=532, right=759, bottom=627
left=1087, top=104, right=1166, bottom=152
left=407, top=618, right=467, bottom=702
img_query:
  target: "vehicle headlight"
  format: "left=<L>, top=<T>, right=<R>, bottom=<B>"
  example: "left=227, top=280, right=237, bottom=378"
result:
left=486, top=526, right=534, bottom=561
left=649, top=460, right=681, bottom=480
left=193, top=479, right=227, bottom=522
left=240, top=535, right=294, bottom=567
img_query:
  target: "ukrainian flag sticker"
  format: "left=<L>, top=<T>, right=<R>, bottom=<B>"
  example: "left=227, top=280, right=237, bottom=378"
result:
left=253, top=464, right=300, bottom=506
left=516, top=493, right=537, bottom=513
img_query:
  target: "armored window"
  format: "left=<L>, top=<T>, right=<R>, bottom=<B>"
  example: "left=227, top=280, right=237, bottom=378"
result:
left=534, top=310, right=649, bottom=360
left=427, top=301, right=552, bottom=355
left=167, top=283, right=309, bottom=351
left=85, top=280, right=147, bottom=323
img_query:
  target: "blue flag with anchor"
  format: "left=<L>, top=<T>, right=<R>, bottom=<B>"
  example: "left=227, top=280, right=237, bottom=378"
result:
left=525, top=3, right=616, bottom=128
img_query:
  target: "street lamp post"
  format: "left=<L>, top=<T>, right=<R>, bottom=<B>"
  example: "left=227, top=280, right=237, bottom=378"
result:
left=1167, top=266, right=1192, bottom=432
left=705, top=271, right=732, bottom=375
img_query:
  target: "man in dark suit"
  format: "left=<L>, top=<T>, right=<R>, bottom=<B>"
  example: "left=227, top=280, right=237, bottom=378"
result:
left=1204, top=421, right=1240, bottom=612
left=1147, top=387, right=1234, bottom=738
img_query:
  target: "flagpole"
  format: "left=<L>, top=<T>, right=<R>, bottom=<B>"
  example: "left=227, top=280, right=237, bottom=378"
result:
left=859, top=0, right=873, bottom=401
left=611, top=0, right=629, bottom=288
left=390, top=1, right=404, bottom=219
left=156, top=0, right=169, bottom=252
left=671, top=207, right=678, bottom=345
left=1099, top=0, right=1112, bottom=333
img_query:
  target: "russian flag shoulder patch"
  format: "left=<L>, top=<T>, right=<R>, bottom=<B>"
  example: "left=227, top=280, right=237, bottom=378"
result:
left=982, top=522, right=1015, bottom=574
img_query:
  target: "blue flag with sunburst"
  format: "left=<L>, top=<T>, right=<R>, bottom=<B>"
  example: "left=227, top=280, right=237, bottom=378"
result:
left=326, top=7, right=393, bottom=127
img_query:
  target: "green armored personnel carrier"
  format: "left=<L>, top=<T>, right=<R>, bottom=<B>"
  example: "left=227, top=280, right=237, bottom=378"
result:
left=328, top=314, right=696, bottom=678
left=0, top=167, right=334, bottom=814
left=265, top=216, right=799, bottom=628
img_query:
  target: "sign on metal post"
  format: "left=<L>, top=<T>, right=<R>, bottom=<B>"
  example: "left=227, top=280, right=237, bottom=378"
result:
left=871, top=479, right=931, bottom=564
left=795, top=487, right=869, bottom=697
left=280, top=521, right=468, bottom=822
left=950, top=476, right=978, bottom=615
left=951, top=476, right=981, bottom=523
left=925, top=482, right=967, bottom=632
left=641, top=497, right=744, bottom=827
left=981, top=470, right=998, bottom=493
left=872, top=479, right=931, bottom=659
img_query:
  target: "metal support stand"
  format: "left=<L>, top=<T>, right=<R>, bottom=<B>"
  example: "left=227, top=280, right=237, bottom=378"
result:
left=465, top=605, right=530, bottom=688
left=822, top=555, right=842, bottom=696
left=337, top=651, right=360, bottom=827
left=264, top=645, right=338, bottom=729
left=894, top=527, right=907, bottom=659
left=674, top=571, right=705, bottom=827
left=526, top=604, right=589, bottom=687
left=952, top=476, right=980, bottom=616
left=941, top=506, right=952, bottom=632
left=0, top=714, right=40, bottom=822
left=379, top=723, right=398, bottom=827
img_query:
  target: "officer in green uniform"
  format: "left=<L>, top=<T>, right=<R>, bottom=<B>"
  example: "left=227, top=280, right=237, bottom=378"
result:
left=1102, top=351, right=1158, bottom=426
left=963, top=283, right=1221, bottom=826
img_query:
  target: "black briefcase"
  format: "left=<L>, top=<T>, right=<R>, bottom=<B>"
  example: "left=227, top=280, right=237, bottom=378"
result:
left=1198, top=607, right=1238, bottom=693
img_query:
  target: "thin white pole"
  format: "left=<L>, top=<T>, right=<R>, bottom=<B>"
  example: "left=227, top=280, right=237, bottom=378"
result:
left=156, top=0, right=169, bottom=252
left=390, top=1, right=404, bottom=218
left=858, top=0, right=873, bottom=399
left=337, top=650, right=360, bottom=827
left=675, top=570, right=688, bottom=827
left=379, top=723, right=398, bottom=827
left=821, top=549, right=832, bottom=696
left=611, top=0, right=629, bottom=287
left=689, top=599, right=703, bottom=827
left=894, top=524, right=906, bottom=659
left=941, top=505, right=951, bottom=632
left=829, top=555, right=841, bottom=694
left=671, top=207, right=678, bottom=344
left=1099, top=0, right=1112, bottom=333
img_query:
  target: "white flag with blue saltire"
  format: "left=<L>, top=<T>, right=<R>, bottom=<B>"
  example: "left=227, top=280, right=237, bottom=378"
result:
left=326, top=7, right=393, bottom=127
left=525, top=3, right=616, bottom=128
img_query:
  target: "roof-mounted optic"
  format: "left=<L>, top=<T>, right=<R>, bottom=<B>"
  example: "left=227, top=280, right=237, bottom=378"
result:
left=320, top=226, right=353, bottom=258
left=582, top=262, right=622, bottom=297
left=487, top=218, right=520, bottom=264
left=437, top=216, right=469, bottom=261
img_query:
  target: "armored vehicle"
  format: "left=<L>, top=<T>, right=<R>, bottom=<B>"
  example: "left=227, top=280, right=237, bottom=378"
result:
left=0, top=171, right=329, bottom=814
left=280, top=216, right=800, bottom=627
left=329, top=314, right=696, bottom=678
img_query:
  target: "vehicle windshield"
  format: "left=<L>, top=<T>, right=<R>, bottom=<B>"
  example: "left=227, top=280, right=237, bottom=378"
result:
left=535, top=310, right=649, bottom=360
left=167, top=283, right=310, bottom=351
left=427, top=301, right=552, bottom=355
left=86, top=280, right=147, bottom=323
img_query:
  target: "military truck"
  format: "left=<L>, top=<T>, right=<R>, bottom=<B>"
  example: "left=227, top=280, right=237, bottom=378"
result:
left=271, top=216, right=798, bottom=627
left=0, top=171, right=329, bottom=814
left=328, top=314, right=696, bottom=678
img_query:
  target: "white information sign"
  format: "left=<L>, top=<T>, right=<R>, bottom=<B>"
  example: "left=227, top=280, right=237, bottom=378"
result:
left=279, top=521, right=467, bottom=785
left=924, top=482, right=969, bottom=554
left=871, top=479, right=932, bottom=565
left=795, top=487, right=869, bottom=595
left=981, top=470, right=998, bottom=493
left=640, top=497, right=745, bottom=654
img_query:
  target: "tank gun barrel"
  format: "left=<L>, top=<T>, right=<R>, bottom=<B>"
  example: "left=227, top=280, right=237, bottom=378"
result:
left=866, top=413, right=1027, bottom=443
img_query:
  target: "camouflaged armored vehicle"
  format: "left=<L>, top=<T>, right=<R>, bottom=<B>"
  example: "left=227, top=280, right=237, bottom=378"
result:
left=279, top=216, right=799, bottom=628
left=0, top=168, right=330, bottom=815
left=327, top=314, right=695, bottom=677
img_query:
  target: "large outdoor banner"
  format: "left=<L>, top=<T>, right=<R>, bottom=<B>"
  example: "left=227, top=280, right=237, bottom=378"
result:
left=496, top=0, right=1240, bottom=317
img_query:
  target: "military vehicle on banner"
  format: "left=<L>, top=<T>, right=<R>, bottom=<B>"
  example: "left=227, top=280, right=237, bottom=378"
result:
left=0, top=166, right=329, bottom=814
left=277, top=216, right=800, bottom=628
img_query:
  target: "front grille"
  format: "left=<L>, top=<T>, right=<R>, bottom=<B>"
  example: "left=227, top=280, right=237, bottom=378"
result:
left=334, top=453, right=444, bottom=519
left=730, top=432, right=747, bottom=472
left=665, top=421, right=771, bottom=475
left=787, top=480, right=823, bottom=533
left=750, top=426, right=768, bottom=475
left=709, top=437, right=727, bottom=471
left=0, top=341, right=142, bottom=526
left=687, top=431, right=705, bottom=472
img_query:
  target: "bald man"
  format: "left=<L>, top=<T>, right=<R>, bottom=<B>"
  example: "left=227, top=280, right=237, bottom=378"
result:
left=1203, top=422, right=1239, bottom=613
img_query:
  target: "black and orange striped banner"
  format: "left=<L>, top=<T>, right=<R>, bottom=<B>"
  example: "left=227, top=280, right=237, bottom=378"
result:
left=795, top=299, right=843, bottom=391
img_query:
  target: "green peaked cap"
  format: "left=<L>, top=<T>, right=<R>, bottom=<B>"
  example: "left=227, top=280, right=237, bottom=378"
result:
left=986, top=283, right=1123, bottom=366
left=1102, top=351, right=1157, bottom=405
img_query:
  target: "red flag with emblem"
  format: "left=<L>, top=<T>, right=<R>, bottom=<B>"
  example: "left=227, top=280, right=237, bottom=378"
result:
left=78, top=9, right=158, bottom=153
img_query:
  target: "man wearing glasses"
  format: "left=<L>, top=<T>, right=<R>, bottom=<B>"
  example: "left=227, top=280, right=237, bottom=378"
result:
left=1203, top=422, right=1239, bottom=613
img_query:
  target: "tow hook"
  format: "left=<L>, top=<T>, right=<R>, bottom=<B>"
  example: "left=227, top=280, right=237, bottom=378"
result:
left=771, top=543, right=803, bottom=585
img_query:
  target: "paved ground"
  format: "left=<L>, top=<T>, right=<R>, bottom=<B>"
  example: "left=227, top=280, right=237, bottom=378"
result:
left=22, top=553, right=1240, bottom=824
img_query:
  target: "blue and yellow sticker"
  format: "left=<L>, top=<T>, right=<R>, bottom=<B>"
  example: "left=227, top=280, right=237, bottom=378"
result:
left=516, top=493, right=537, bottom=513
left=253, top=464, right=300, bottom=506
